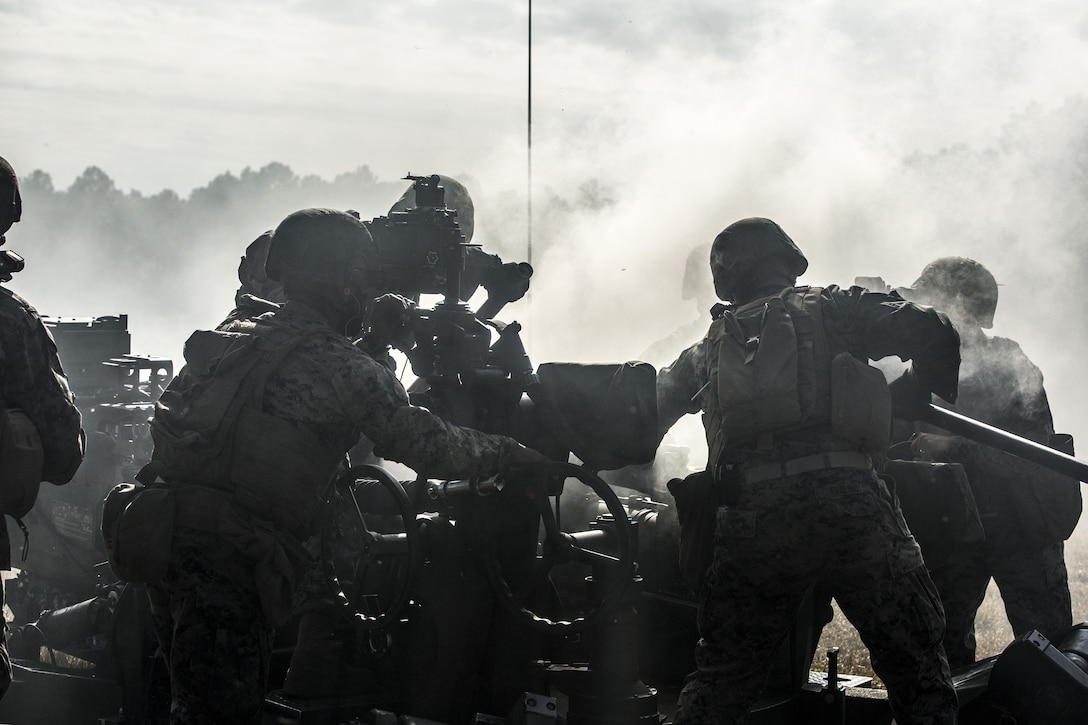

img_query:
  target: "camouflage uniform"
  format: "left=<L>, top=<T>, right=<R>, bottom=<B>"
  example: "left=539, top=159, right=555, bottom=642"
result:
left=659, top=284, right=959, bottom=725
left=0, top=287, right=84, bottom=696
left=918, top=329, right=1078, bottom=668
left=145, top=300, right=521, bottom=724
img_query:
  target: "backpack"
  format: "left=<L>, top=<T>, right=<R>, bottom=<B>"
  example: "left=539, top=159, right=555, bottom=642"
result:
left=146, top=321, right=341, bottom=537
left=703, top=287, right=890, bottom=464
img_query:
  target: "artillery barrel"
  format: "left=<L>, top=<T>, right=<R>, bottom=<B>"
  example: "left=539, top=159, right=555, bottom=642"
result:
left=922, top=404, right=1088, bottom=483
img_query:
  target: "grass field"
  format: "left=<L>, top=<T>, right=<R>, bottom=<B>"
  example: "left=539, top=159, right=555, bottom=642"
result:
left=812, top=521, right=1088, bottom=682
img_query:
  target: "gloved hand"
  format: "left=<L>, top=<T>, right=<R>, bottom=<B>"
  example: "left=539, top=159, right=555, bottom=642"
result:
left=362, top=293, right=415, bottom=351
left=504, top=444, right=552, bottom=501
left=506, top=444, right=549, bottom=469
left=888, top=367, right=932, bottom=421
left=886, top=440, right=914, bottom=461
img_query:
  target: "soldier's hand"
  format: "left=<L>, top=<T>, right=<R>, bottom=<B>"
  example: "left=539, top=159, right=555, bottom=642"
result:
left=505, top=444, right=549, bottom=471
left=364, top=294, right=415, bottom=350
left=910, top=432, right=958, bottom=462
left=887, top=440, right=914, bottom=461
left=503, top=445, right=551, bottom=500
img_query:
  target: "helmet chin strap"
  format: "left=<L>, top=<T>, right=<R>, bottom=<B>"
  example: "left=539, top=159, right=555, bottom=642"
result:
left=343, top=265, right=383, bottom=337
left=342, top=287, right=365, bottom=338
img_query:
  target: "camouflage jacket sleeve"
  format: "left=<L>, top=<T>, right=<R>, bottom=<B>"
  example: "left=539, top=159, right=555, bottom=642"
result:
left=331, top=351, right=520, bottom=479
left=821, top=285, right=961, bottom=403
left=656, top=336, right=710, bottom=440
left=0, top=289, right=85, bottom=483
left=946, top=335, right=1056, bottom=475
left=956, top=335, right=1052, bottom=440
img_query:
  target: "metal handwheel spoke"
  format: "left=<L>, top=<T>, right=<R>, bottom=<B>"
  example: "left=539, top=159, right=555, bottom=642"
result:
left=321, top=464, right=419, bottom=631
left=535, top=480, right=565, bottom=542
left=366, top=531, right=409, bottom=556
left=344, top=485, right=373, bottom=534
left=485, top=460, right=634, bottom=635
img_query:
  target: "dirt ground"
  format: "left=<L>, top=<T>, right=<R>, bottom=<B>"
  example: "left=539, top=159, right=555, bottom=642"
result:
left=812, top=520, right=1088, bottom=682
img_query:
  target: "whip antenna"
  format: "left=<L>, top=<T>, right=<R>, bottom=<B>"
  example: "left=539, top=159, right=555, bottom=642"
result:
left=527, top=0, right=533, bottom=266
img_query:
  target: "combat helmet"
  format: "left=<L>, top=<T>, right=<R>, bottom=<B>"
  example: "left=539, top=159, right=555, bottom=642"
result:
left=908, top=256, right=998, bottom=329
left=237, top=231, right=285, bottom=304
left=0, top=156, right=23, bottom=237
left=710, top=218, right=808, bottom=302
left=266, top=208, right=377, bottom=292
left=389, top=174, right=475, bottom=242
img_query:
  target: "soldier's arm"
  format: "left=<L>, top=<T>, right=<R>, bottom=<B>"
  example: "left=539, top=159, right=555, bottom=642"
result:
left=933, top=338, right=1055, bottom=470
left=829, top=285, right=961, bottom=403
left=983, top=336, right=1053, bottom=441
left=336, top=353, right=523, bottom=479
left=1, top=303, right=85, bottom=483
left=656, top=339, right=709, bottom=440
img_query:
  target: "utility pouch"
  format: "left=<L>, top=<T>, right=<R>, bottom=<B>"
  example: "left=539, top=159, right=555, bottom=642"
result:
left=667, top=469, right=718, bottom=589
left=830, top=352, right=892, bottom=461
left=101, top=482, right=176, bottom=583
left=0, top=408, right=44, bottom=518
left=1005, top=432, right=1083, bottom=545
left=1038, top=433, right=1083, bottom=542
left=714, top=297, right=804, bottom=442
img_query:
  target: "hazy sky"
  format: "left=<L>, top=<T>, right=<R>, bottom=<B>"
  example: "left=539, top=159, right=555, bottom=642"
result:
left=6, top=0, right=1088, bottom=465
left=7, top=1, right=1086, bottom=195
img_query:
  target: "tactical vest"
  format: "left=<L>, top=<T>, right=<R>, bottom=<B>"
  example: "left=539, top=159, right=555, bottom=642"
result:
left=147, top=321, right=343, bottom=538
left=703, top=287, right=891, bottom=466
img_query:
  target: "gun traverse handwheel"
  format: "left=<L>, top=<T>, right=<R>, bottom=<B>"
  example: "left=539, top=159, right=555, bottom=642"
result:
left=484, top=460, right=635, bottom=635
left=321, top=464, right=418, bottom=631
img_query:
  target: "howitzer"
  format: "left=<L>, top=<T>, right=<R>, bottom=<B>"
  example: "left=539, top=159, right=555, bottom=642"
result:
left=0, top=579, right=164, bottom=723
left=373, top=174, right=653, bottom=625
left=921, top=403, right=1088, bottom=482
left=367, top=173, right=533, bottom=319
left=275, top=173, right=660, bottom=724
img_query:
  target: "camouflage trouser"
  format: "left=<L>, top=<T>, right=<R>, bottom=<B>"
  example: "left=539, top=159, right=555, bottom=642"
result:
left=147, top=528, right=272, bottom=725
left=672, top=467, right=957, bottom=725
left=930, top=538, right=1071, bottom=670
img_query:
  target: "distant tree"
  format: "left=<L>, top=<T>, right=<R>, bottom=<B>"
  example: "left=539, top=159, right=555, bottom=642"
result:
left=240, top=162, right=297, bottom=195
left=189, top=170, right=243, bottom=211
left=333, top=166, right=379, bottom=188
left=22, top=170, right=55, bottom=194
left=68, top=166, right=121, bottom=199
